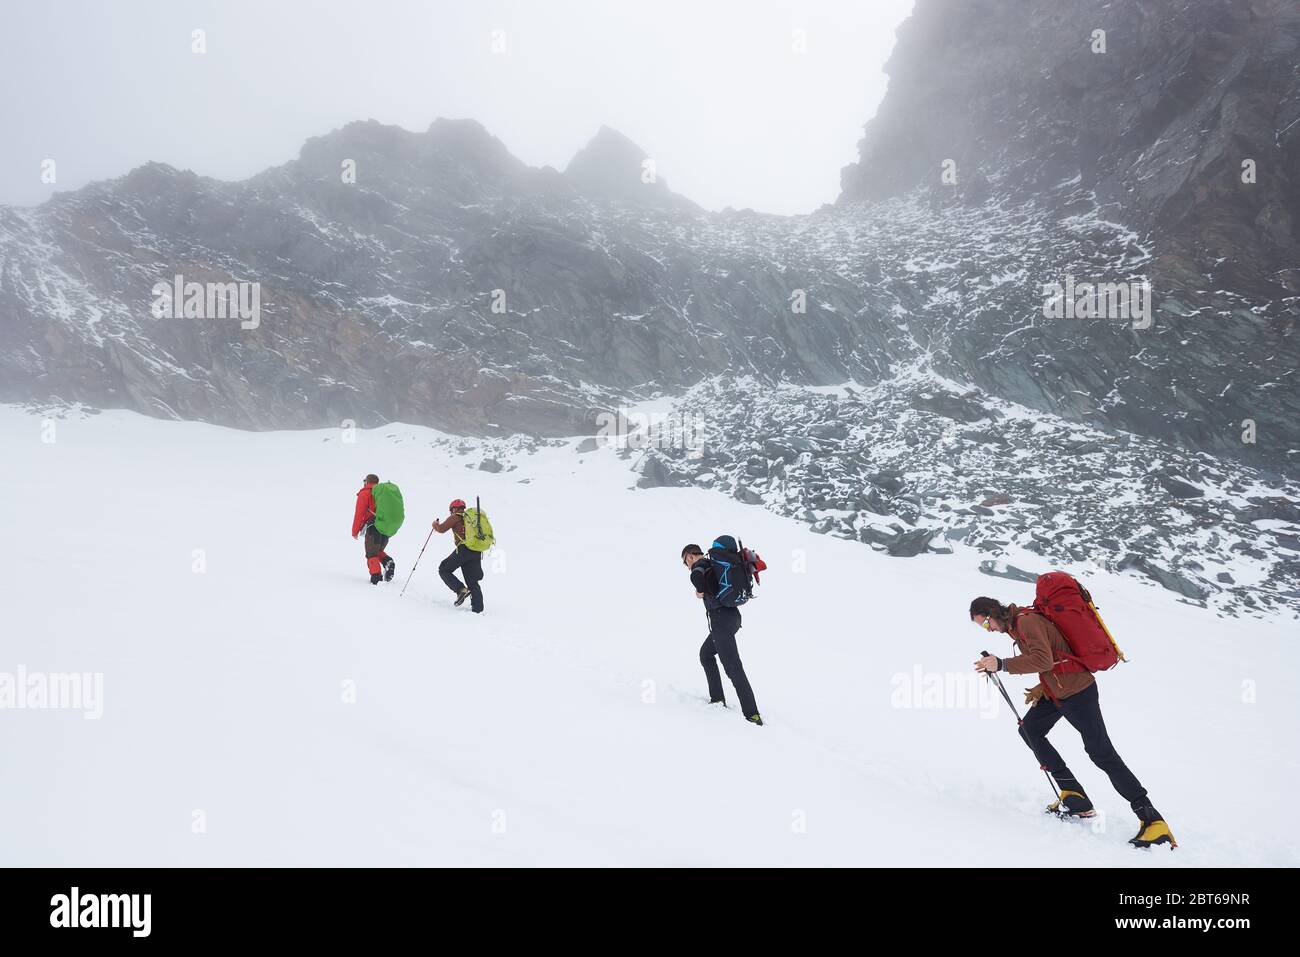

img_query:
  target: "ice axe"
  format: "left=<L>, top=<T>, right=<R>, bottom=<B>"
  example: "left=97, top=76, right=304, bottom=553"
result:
left=981, top=649, right=1061, bottom=804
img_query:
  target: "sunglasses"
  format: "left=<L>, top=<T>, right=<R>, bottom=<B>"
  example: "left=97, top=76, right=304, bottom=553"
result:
left=977, top=618, right=992, bottom=631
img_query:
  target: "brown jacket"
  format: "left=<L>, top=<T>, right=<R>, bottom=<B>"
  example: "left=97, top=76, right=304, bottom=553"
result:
left=433, top=513, right=466, bottom=544
left=1004, top=604, right=1095, bottom=701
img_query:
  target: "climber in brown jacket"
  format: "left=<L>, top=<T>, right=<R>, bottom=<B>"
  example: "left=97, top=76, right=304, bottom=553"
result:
left=970, top=596, right=1175, bottom=849
left=433, top=499, right=482, bottom=612
left=992, top=603, right=1094, bottom=702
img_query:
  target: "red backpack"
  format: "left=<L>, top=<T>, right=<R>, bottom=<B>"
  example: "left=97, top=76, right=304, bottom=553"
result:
left=1023, top=572, right=1126, bottom=674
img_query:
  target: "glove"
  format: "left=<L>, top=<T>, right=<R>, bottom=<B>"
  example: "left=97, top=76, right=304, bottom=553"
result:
left=1024, top=685, right=1046, bottom=706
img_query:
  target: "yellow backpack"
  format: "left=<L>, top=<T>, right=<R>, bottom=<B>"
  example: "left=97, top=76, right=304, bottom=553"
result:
left=463, top=499, right=495, bottom=552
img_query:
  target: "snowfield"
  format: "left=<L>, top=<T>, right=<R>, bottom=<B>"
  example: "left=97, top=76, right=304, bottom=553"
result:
left=1, top=405, right=1296, bottom=866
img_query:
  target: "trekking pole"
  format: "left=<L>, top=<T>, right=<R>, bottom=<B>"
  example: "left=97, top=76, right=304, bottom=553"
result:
left=399, top=527, right=435, bottom=597
left=981, top=649, right=1060, bottom=802
left=476, top=495, right=483, bottom=538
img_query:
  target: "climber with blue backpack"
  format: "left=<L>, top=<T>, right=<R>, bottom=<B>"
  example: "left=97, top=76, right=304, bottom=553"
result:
left=352, top=474, right=404, bottom=584
left=681, top=536, right=767, bottom=726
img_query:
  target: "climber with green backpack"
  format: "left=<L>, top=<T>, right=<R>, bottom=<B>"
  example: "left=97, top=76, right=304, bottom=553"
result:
left=351, top=474, right=405, bottom=584
left=433, top=497, right=495, bottom=613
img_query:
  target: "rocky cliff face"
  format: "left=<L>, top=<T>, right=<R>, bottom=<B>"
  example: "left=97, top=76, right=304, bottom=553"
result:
left=1, top=0, right=1296, bottom=474
left=841, top=0, right=1300, bottom=298
left=0, top=118, right=878, bottom=436
left=837, top=0, right=1300, bottom=468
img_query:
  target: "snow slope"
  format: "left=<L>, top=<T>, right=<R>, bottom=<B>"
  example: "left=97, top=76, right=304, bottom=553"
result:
left=1, top=405, right=1296, bottom=866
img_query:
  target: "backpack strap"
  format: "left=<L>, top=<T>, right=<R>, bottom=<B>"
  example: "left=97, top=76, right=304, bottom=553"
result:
left=1011, top=607, right=1037, bottom=630
left=1012, top=607, right=1076, bottom=674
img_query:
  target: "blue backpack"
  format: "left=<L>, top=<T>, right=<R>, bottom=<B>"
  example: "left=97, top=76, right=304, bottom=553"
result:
left=707, top=535, right=756, bottom=608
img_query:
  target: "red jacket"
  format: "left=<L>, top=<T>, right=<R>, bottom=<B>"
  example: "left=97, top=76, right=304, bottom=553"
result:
left=352, top=485, right=376, bottom=537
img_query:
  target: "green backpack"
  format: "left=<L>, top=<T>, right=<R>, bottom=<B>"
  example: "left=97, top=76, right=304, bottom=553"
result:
left=372, top=482, right=405, bottom=537
left=463, top=504, right=495, bottom=552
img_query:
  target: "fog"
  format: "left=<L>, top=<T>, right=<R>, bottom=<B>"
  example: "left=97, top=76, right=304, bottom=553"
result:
left=0, top=0, right=914, bottom=214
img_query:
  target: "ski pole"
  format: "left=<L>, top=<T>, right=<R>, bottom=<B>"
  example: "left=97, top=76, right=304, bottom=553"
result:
left=400, top=527, right=435, bottom=597
left=981, top=649, right=1060, bottom=802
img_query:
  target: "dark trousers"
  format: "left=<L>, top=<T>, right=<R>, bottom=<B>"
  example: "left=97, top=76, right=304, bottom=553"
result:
left=1019, top=682, right=1150, bottom=811
left=439, top=544, right=484, bottom=612
left=363, top=525, right=390, bottom=575
left=699, top=607, right=759, bottom=717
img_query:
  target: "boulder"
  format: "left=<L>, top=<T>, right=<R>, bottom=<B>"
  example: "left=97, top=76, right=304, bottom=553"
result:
left=1156, top=474, right=1204, bottom=499
left=1117, top=554, right=1210, bottom=600
left=977, top=561, right=1040, bottom=584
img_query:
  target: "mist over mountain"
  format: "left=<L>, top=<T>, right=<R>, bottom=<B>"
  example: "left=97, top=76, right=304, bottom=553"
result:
left=1, top=0, right=1297, bottom=613
left=4, top=0, right=1297, bottom=462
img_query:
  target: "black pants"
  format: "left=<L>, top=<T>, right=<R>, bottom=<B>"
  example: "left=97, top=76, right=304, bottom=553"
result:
left=439, top=544, right=483, bottom=612
left=1019, top=682, right=1150, bottom=811
left=700, top=607, right=759, bottom=717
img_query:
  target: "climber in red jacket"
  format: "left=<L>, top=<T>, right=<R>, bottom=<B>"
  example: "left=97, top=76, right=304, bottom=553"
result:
left=352, top=473, right=394, bottom=584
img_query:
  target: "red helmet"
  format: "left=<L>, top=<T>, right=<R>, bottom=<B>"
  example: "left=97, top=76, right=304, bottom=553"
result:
left=449, top=499, right=467, bottom=511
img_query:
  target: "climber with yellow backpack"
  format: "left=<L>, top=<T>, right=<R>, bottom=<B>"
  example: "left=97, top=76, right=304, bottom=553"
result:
left=970, top=573, right=1176, bottom=850
left=432, top=497, right=495, bottom=613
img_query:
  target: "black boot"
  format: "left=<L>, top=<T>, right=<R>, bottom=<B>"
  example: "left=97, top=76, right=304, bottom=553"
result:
left=370, top=572, right=383, bottom=585
left=383, top=558, right=395, bottom=582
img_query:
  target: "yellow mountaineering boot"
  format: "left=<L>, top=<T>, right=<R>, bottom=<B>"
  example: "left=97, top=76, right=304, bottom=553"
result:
left=1130, top=811, right=1177, bottom=849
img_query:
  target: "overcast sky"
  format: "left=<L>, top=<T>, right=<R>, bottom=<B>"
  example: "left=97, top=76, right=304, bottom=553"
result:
left=0, top=0, right=914, bottom=215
